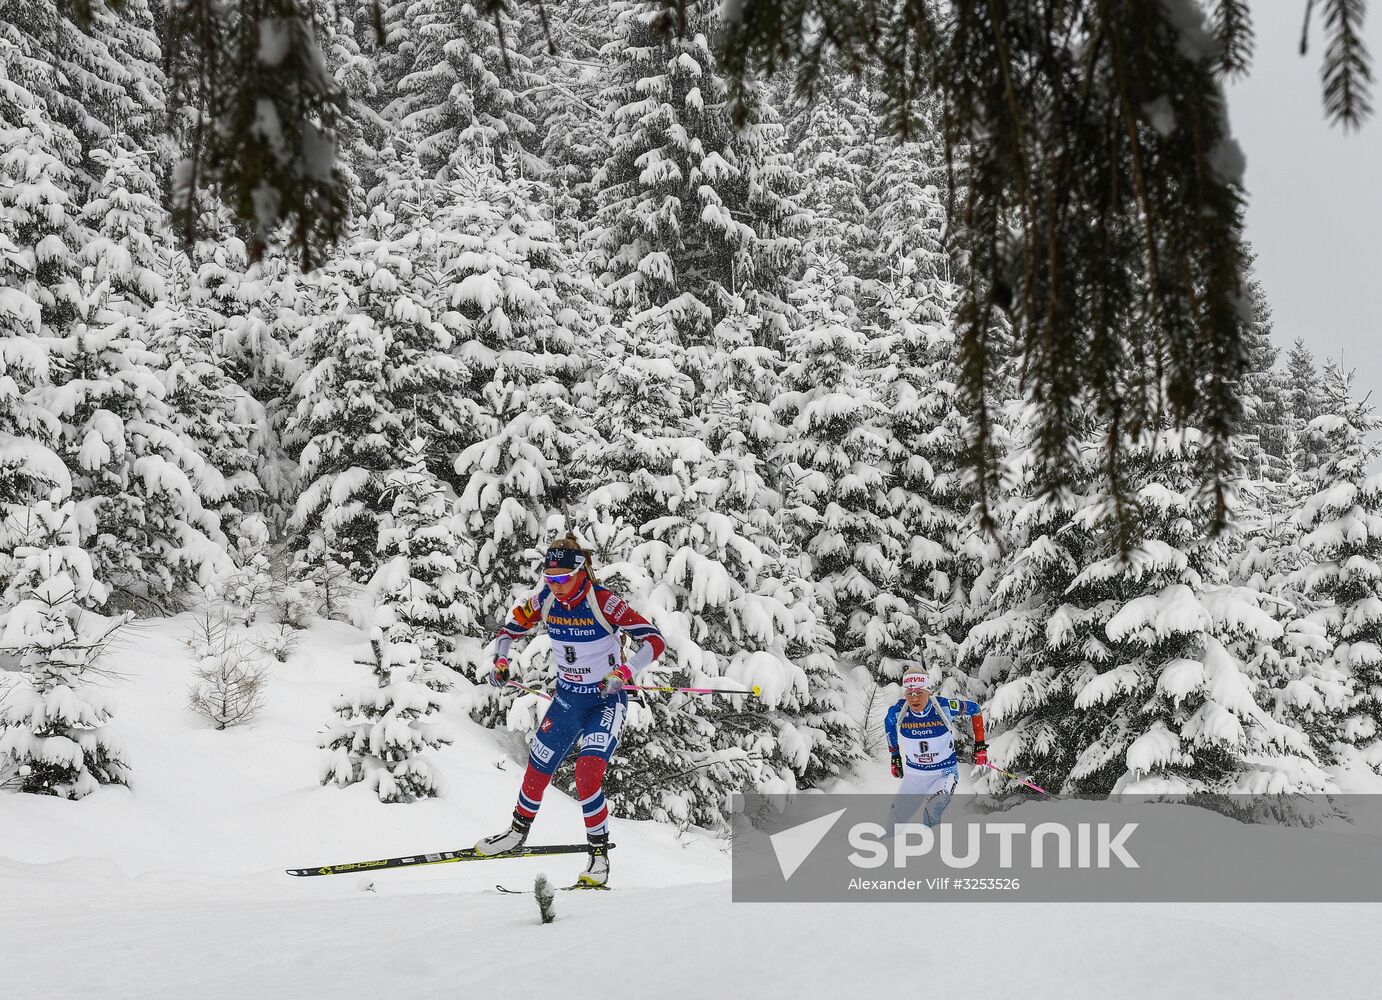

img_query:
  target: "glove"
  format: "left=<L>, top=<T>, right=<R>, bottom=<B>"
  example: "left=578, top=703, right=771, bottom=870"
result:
left=601, top=663, right=633, bottom=697
left=486, top=656, right=510, bottom=688
left=974, top=742, right=989, bottom=768
left=889, top=752, right=903, bottom=779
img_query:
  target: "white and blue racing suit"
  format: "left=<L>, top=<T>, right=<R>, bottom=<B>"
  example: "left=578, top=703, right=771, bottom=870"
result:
left=884, top=695, right=983, bottom=829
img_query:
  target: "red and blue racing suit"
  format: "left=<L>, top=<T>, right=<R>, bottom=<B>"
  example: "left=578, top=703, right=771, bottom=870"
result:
left=494, top=577, right=665, bottom=836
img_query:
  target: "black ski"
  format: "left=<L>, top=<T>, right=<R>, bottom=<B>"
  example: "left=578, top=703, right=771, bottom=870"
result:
left=496, top=882, right=613, bottom=894
left=286, top=843, right=612, bottom=878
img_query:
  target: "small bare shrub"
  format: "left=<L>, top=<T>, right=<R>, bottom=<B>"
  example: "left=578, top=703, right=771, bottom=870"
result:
left=184, top=605, right=269, bottom=730
left=256, top=623, right=303, bottom=663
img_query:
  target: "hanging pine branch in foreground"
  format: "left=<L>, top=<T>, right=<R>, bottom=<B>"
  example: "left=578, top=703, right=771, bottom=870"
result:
left=716, top=0, right=1258, bottom=545
left=709, top=0, right=1371, bottom=546
left=163, top=0, right=350, bottom=268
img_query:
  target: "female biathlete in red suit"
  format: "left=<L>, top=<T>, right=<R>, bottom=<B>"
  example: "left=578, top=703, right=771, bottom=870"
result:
left=474, top=534, right=666, bottom=886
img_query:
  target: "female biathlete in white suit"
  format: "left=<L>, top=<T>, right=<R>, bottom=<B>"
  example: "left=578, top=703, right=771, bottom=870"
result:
left=884, top=666, right=988, bottom=829
left=474, top=534, right=666, bottom=886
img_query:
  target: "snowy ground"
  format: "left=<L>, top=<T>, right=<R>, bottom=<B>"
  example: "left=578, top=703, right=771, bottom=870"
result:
left=1, top=617, right=1379, bottom=999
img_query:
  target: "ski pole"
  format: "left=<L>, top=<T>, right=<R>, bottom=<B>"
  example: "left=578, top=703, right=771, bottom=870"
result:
left=505, top=680, right=762, bottom=698
left=976, top=760, right=1049, bottom=795
left=505, top=680, right=553, bottom=701
left=626, top=684, right=762, bottom=697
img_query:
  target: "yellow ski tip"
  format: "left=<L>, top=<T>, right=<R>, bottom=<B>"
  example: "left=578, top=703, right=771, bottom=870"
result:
left=751, top=685, right=762, bottom=697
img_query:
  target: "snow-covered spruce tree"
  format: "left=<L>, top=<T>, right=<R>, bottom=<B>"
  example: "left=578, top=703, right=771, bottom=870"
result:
left=56, top=142, right=240, bottom=601
left=572, top=311, right=857, bottom=823
left=590, top=516, right=809, bottom=827
left=543, top=312, right=740, bottom=826
left=3, top=0, right=171, bottom=360
left=970, top=424, right=1320, bottom=794
left=286, top=143, right=466, bottom=581
left=0, top=332, right=63, bottom=510
left=771, top=264, right=913, bottom=684
left=530, top=0, right=613, bottom=225
left=0, top=63, right=70, bottom=510
left=785, top=74, right=951, bottom=325
left=1233, top=519, right=1345, bottom=771
left=718, top=77, right=805, bottom=343
left=864, top=162, right=998, bottom=680
left=960, top=418, right=1107, bottom=792
left=151, top=248, right=264, bottom=540
left=65, top=134, right=234, bottom=599
left=454, top=376, right=566, bottom=612
left=695, top=313, right=858, bottom=788
left=591, top=0, right=803, bottom=353
left=2, top=0, right=166, bottom=194
left=1284, top=339, right=1329, bottom=481
left=874, top=323, right=982, bottom=683
left=320, top=622, right=450, bottom=804
left=1238, top=265, right=1291, bottom=486
left=81, top=0, right=169, bottom=177
left=371, top=437, right=475, bottom=678
left=191, top=230, right=301, bottom=521
left=765, top=571, right=859, bottom=787
left=1232, top=361, right=1348, bottom=768
left=860, top=131, right=950, bottom=324
left=1293, top=362, right=1382, bottom=773
left=383, top=0, right=543, bottom=180
left=1065, top=431, right=1321, bottom=794
left=782, top=71, right=875, bottom=287
left=318, top=0, right=393, bottom=208
left=0, top=28, right=85, bottom=348
left=443, top=155, right=592, bottom=628
left=0, top=495, right=132, bottom=798
left=40, top=299, right=228, bottom=604
left=858, top=90, right=1012, bottom=663
left=218, top=513, right=278, bottom=626
left=0, top=66, right=79, bottom=693
left=78, top=144, right=166, bottom=317
left=293, top=552, right=358, bottom=622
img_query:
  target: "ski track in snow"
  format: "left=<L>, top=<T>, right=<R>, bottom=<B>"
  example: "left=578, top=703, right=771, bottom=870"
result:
left=1, top=618, right=1380, bottom=999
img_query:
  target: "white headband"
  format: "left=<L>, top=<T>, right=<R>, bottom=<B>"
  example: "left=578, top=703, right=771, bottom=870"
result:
left=902, top=673, right=929, bottom=691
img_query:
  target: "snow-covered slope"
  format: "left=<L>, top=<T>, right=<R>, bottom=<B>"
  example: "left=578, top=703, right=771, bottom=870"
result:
left=1, top=617, right=1378, bottom=1000
left=0, top=616, right=727, bottom=884
left=5, top=870, right=1380, bottom=1000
